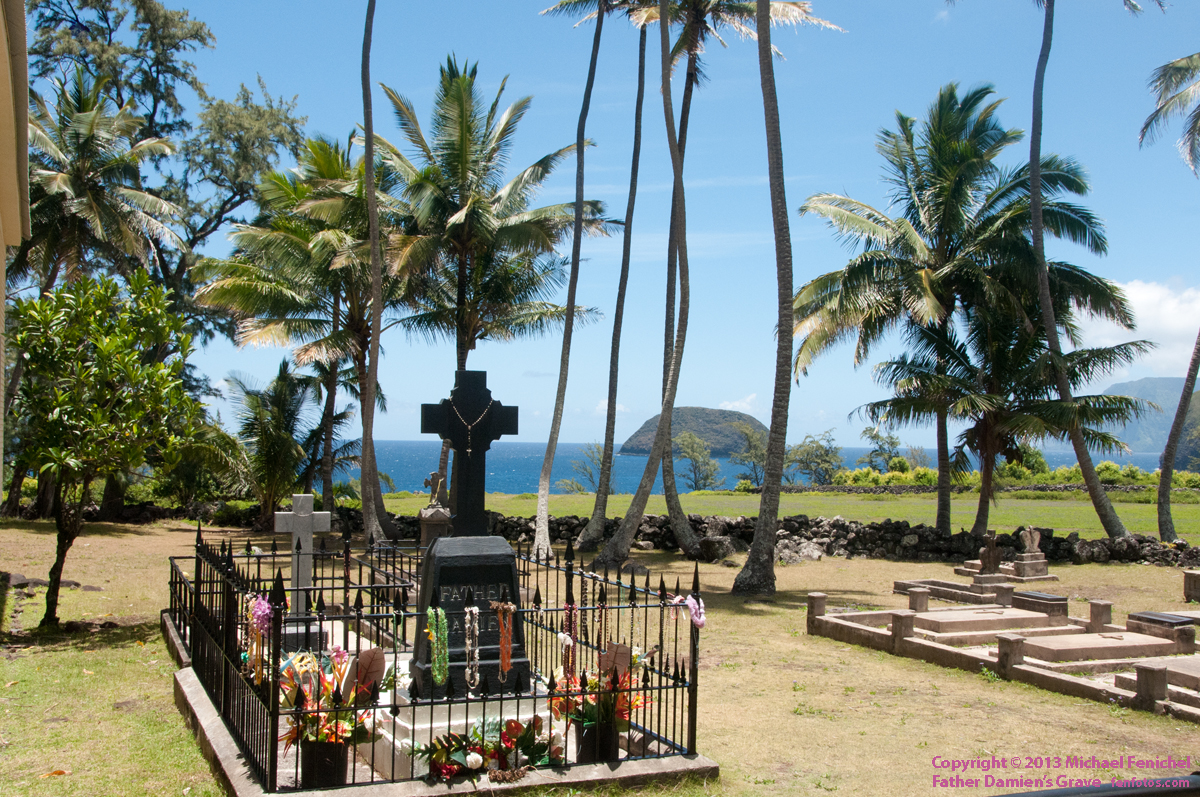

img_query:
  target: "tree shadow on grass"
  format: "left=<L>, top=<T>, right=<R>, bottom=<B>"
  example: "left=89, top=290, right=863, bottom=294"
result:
left=2, top=619, right=161, bottom=652
left=705, top=587, right=884, bottom=617
left=5, top=519, right=160, bottom=538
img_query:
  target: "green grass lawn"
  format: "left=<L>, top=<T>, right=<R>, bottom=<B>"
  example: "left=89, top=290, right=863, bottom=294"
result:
left=380, top=490, right=1200, bottom=547
left=4, top=517, right=1198, bottom=797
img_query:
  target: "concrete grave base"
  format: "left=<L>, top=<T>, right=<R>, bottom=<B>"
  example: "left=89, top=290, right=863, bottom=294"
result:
left=805, top=592, right=1200, bottom=728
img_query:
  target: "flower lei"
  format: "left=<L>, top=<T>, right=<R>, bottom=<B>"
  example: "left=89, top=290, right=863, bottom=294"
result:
left=427, top=606, right=449, bottom=685
left=669, top=594, right=707, bottom=629
left=562, top=602, right=578, bottom=680
left=464, top=605, right=480, bottom=690
left=490, top=601, right=516, bottom=683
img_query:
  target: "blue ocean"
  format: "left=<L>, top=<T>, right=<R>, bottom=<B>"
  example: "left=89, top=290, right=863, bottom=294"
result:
left=354, top=441, right=1167, bottom=495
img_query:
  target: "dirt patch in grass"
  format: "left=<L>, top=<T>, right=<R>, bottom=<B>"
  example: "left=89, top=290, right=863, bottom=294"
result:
left=3, top=520, right=1198, bottom=796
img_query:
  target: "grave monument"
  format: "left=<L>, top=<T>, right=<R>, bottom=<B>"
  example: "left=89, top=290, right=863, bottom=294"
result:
left=274, top=494, right=331, bottom=650
left=411, top=370, right=530, bottom=698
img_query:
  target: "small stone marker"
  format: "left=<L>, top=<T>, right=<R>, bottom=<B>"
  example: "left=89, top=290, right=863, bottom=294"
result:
left=275, top=494, right=331, bottom=616
left=978, top=531, right=1003, bottom=575
left=1018, top=527, right=1041, bottom=553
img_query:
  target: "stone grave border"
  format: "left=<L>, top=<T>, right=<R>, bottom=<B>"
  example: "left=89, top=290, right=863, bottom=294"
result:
left=805, top=592, right=1200, bottom=725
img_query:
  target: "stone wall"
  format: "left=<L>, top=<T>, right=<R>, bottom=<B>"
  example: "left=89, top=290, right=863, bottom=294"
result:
left=185, top=500, right=1200, bottom=569
left=489, top=512, right=1200, bottom=569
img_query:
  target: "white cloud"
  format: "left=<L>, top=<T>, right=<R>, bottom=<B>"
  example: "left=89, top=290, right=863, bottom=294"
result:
left=1075, top=280, right=1200, bottom=379
left=719, top=393, right=757, bottom=413
left=593, top=399, right=629, bottom=416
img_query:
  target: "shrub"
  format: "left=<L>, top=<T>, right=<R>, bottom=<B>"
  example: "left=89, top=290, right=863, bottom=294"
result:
left=848, top=467, right=883, bottom=486
left=1095, top=461, right=1122, bottom=484
left=911, top=466, right=937, bottom=486
left=999, top=462, right=1030, bottom=481
left=734, top=479, right=755, bottom=493
left=887, top=456, right=910, bottom=474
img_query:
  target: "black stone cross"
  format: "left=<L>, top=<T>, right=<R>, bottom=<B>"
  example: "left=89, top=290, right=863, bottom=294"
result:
left=421, top=370, right=517, bottom=536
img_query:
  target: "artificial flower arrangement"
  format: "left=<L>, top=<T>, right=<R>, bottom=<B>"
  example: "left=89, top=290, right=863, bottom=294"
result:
left=404, top=715, right=564, bottom=783
left=546, top=666, right=648, bottom=731
left=278, top=646, right=379, bottom=753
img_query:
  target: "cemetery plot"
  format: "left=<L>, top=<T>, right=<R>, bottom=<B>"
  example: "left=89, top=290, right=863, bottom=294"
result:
left=809, top=569, right=1200, bottom=726
left=166, top=525, right=712, bottom=791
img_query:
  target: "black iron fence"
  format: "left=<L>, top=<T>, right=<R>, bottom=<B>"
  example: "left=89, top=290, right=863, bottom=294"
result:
left=165, top=529, right=701, bottom=791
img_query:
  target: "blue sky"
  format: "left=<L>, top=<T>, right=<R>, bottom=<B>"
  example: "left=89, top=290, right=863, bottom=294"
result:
left=180, top=0, right=1200, bottom=449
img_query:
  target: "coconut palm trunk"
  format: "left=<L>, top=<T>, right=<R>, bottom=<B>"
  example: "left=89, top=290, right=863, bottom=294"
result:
left=935, top=407, right=952, bottom=534
left=534, top=0, right=607, bottom=559
left=579, top=26, right=648, bottom=553
left=595, top=0, right=691, bottom=568
left=1158, top=328, right=1200, bottom=542
left=657, top=49, right=703, bottom=559
left=971, top=443, right=996, bottom=537
left=359, top=0, right=384, bottom=542
left=1027, top=0, right=1128, bottom=539
left=731, top=0, right=793, bottom=595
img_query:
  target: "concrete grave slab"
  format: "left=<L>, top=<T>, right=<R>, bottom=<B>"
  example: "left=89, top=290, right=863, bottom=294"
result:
left=1023, top=632, right=1176, bottom=663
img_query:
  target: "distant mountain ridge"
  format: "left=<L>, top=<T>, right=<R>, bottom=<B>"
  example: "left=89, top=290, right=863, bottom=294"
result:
left=1101, top=377, right=1186, bottom=453
left=618, top=407, right=768, bottom=456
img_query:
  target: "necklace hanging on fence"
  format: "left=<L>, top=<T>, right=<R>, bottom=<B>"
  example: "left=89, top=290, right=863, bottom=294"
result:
left=450, top=398, right=494, bottom=455
left=427, top=606, right=449, bottom=686
left=464, top=605, right=480, bottom=689
left=490, top=600, right=516, bottom=683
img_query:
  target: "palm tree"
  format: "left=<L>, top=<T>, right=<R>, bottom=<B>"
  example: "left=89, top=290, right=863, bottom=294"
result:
left=533, top=0, right=611, bottom=561
left=401, top=251, right=599, bottom=360
left=631, top=0, right=839, bottom=560
left=377, top=58, right=612, bottom=527
left=359, top=0, right=386, bottom=542
left=7, top=68, right=182, bottom=417
left=578, top=14, right=651, bottom=553
left=867, top=315, right=1150, bottom=536
left=195, top=136, right=410, bottom=537
left=794, top=83, right=1110, bottom=538
left=1139, top=47, right=1200, bottom=542
left=731, top=0, right=805, bottom=595
left=229, top=360, right=319, bottom=529
left=592, top=0, right=695, bottom=568
left=1014, top=0, right=1163, bottom=539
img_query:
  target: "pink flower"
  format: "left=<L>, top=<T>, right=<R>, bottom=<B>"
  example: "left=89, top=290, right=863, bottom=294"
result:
left=685, top=595, right=706, bottom=629
left=250, top=596, right=273, bottom=635
left=331, top=645, right=349, bottom=666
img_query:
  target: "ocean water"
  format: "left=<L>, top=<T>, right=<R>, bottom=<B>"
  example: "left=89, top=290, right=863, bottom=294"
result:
left=354, top=441, right=1168, bottom=495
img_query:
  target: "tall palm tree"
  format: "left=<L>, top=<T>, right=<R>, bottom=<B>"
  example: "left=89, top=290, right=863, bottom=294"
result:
left=377, top=58, right=612, bottom=525
left=794, top=83, right=1111, bottom=537
left=533, top=0, right=611, bottom=561
left=867, top=315, right=1149, bottom=536
left=593, top=0, right=695, bottom=568
left=1015, top=0, right=1163, bottom=539
left=730, top=0, right=805, bottom=595
left=1139, top=47, right=1200, bottom=542
left=624, top=0, right=838, bottom=559
left=359, top=0, right=386, bottom=542
left=195, top=136, right=409, bottom=536
left=578, top=15, right=651, bottom=553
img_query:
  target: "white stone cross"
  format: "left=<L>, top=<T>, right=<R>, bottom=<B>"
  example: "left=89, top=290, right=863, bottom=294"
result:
left=275, top=494, right=331, bottom=616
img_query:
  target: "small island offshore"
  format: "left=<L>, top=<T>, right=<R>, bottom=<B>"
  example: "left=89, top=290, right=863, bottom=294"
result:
left=618, top=407, right=769, bottom=457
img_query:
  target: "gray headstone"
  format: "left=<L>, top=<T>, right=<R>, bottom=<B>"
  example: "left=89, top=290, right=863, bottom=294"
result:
left=276, top=494, right=331, bottom=615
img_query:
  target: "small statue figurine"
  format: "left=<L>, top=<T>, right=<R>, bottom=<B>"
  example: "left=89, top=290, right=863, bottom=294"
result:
left=978, top=530, right=1003, bottom=575
left=1018, top=527, right=1041, bottom=555
left=423, top=471, right=449, bottom=508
